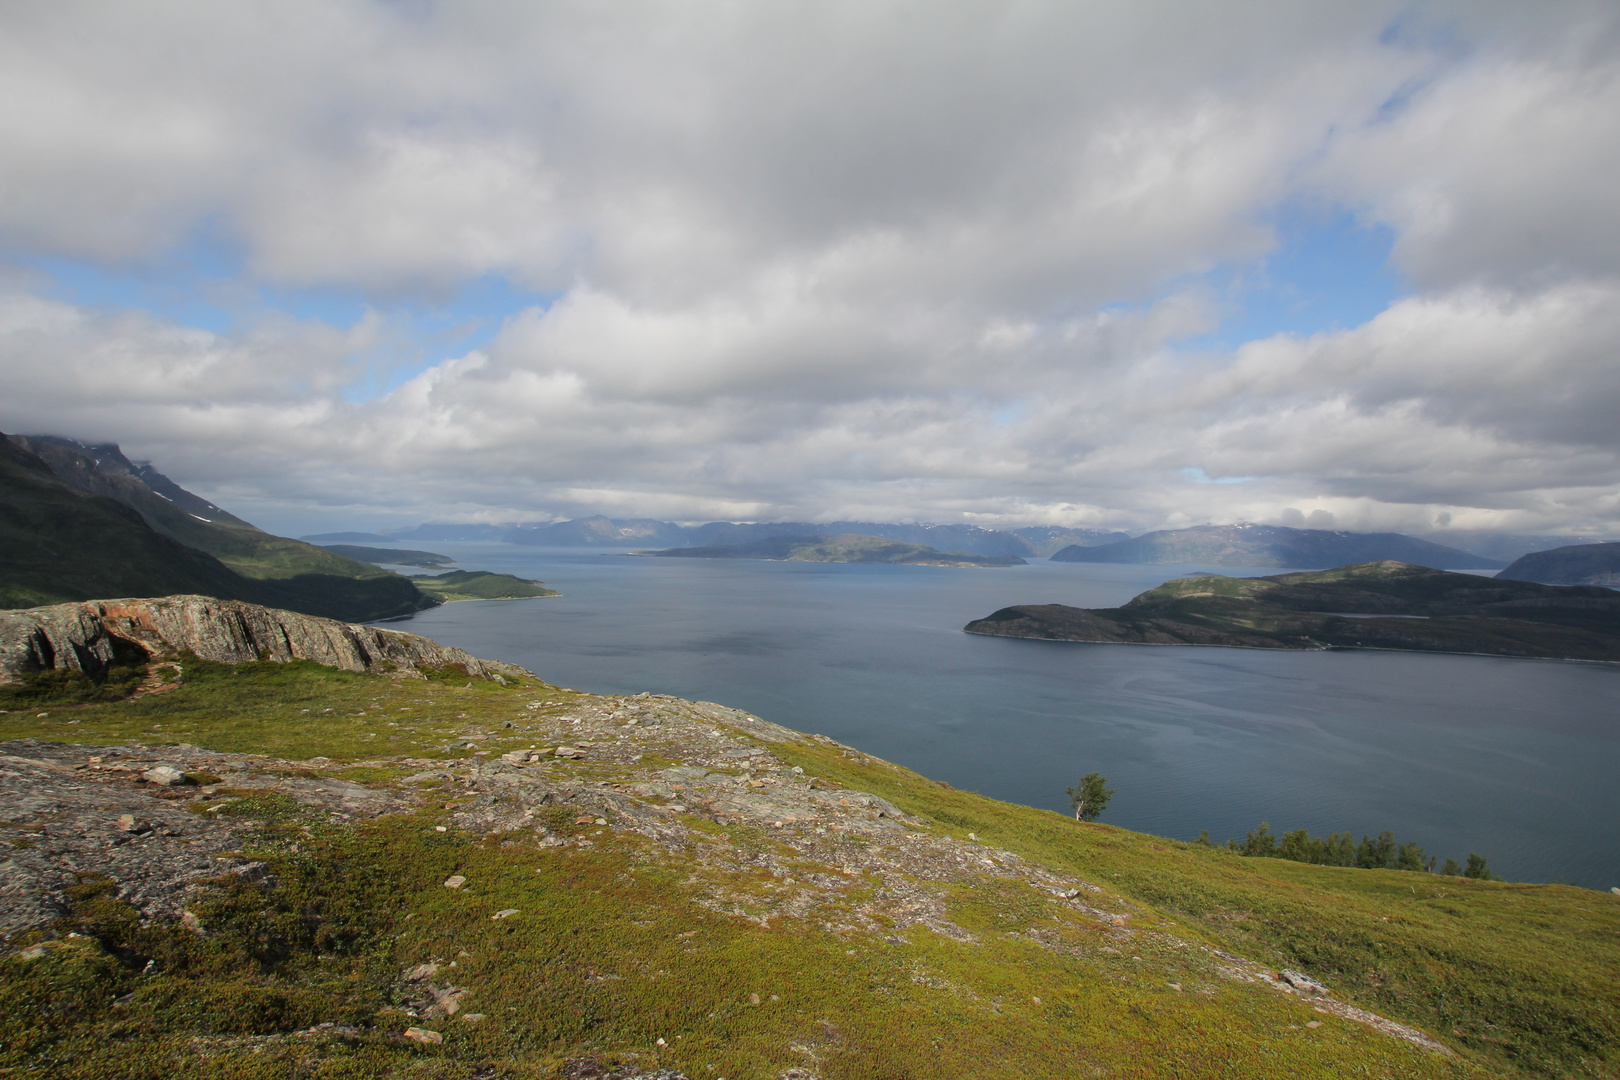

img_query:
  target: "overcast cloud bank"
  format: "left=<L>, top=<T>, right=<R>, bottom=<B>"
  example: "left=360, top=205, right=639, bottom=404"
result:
left=1, top=1, right=1616, bottom=538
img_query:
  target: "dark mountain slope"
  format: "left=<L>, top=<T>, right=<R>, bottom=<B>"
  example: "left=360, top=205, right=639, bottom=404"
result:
left=1, top=434, right=429, bottom=621
left=8, top=435, right=406, bottom=584
left=1497, top=542, right=1620, bottom=588
left=0, top=438, right=256, bottom=610
left=1051, top=523, right=1502, bottom=570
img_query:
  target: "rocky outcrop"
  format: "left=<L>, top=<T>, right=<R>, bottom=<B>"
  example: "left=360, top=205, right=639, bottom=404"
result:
left=0, top=595, right=531, bottom=683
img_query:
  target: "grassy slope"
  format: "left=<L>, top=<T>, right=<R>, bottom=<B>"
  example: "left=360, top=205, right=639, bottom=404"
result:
left=1, top=664, right=1615, bottom=1078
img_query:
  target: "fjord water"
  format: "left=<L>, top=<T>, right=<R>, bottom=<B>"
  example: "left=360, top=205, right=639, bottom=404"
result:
left=394, top=544, right=1620, bottom=888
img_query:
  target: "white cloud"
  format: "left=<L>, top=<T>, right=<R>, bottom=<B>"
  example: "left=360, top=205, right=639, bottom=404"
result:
left=0, top=1, right=1617, bottom=538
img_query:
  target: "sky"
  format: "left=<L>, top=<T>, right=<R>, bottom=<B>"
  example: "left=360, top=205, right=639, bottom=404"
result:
left=1, top=1, right=1618, bottom=539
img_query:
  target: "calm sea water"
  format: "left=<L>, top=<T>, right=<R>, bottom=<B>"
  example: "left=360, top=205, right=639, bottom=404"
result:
left=384, top=544, right=1620, bottom=888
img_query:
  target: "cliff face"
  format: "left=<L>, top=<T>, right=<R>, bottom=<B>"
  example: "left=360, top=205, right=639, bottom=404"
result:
left=0, top=595, right=530, bottom=684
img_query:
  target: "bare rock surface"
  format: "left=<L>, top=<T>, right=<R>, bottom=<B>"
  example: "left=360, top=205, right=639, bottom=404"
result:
left=0, top=595, right=533, bottom=683
left=0, top=738, right=413, bottom=939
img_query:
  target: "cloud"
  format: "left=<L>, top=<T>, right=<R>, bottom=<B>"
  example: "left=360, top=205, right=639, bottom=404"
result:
left=0, top=1, right=1617, bottom=538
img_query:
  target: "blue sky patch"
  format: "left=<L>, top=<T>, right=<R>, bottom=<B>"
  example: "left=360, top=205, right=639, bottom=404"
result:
left=1192, top=203, right=1407, bottom=351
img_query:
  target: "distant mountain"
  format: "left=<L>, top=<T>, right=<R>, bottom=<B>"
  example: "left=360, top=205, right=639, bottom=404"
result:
left=506, top=515, right=691, bottom=548
left=387, top=515, right=1042, bottom=556
left=965, top=561, right=1620, bottom=662
left=389, top=522, right=511, bottom=542
left=1050, top=524, right=1503, bottom=570
left=1418, top=531, right=1605, bottom=563
left=638, top=534, right=1026, bottom=567
left=2, top=434, right=431, bottom=621
left=1497, top=543, right=1620, bottom=588
left=1011, top=526, right=1132, bottom=557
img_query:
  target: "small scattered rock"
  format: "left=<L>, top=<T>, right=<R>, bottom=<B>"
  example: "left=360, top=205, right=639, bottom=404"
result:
left=1306, top=1020, right=1323, bottom=1029
left=444, top=875, right=467, bottom=889
left=405, top=770, right=453, bottom=783
left=405, top=962, right=440, bottom=981
left=1280, top=969, right=1329, bottom=996
left=403, top=1026, right=443, bottom=1044
left=142, top=765, right=186, bottom=786
left=492, top=909, right=519, bottom=919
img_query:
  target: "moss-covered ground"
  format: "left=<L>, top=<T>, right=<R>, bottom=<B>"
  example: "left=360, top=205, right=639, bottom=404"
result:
left=1, top=661, right=1615, bottom=1079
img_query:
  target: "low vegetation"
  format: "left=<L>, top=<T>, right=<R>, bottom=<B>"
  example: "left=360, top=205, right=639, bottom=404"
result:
left=1207, top=822, right=1494, bottom=880
left=409, top=570, right=560, bottom=602
left=0, top=657, right=1614, bottom=1079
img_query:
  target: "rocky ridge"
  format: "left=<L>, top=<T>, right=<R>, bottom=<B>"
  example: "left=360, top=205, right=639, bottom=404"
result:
left=0, top=595, right=530, bottom=684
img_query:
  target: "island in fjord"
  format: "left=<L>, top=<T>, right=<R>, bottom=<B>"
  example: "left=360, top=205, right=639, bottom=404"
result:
left=965, top=561, right=1620, bottom=662
left=637, top=532, right=1027, bottom=567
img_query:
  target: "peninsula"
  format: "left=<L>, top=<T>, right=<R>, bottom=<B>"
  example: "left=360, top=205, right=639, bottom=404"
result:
left=964, top=561, right=1620, bottom=662
left=637, top=533, right=1027, bottom=567
left=407, top=569, right=560, bottom=602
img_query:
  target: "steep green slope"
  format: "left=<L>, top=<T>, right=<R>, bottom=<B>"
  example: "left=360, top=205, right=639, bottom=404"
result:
left=0, top=440, right=251, bottom=610
left=0, top=653, right=1613, bottom=1078
left=0, top=435, right=430, bottom=621
left=967, top=561, right=1620, bottom=661
left=8, top=435, right=404, bottom=582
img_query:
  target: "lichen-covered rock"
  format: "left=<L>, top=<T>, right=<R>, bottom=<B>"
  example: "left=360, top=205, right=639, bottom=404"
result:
left=0, top=595, right=532, bottom=683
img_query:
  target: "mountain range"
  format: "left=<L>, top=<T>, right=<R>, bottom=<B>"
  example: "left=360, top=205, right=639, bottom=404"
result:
left=637, top=533, right=1027, bottom=567
left=0, top=433, right=432, bottom=622
left=348, top=516, right=1598, bottom=568
left=1051, top=523, right=1504, bottom=570
left=344, top=517, right=1127, bottom=557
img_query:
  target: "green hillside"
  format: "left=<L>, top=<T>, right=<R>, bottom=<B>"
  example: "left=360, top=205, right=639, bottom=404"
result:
left=0, top=439, right=251, bottom=610
left=1, top=434, right=431, bottom=622
left=0, top=651, right=1614, bottom=1079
